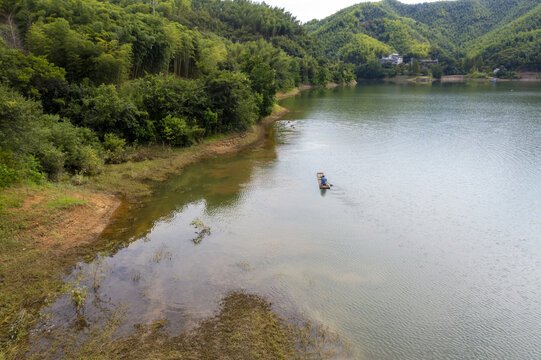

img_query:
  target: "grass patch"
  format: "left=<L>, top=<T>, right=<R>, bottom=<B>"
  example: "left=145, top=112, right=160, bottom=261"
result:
left=0, top=184, right=119, bottom=360
left=47, top=196, right=87, bottom=210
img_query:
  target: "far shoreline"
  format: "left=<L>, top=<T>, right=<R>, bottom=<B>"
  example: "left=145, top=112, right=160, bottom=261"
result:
left=369, top=72, right=541, bottom=83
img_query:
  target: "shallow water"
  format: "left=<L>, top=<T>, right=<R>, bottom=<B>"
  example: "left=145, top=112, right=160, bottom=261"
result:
left=46, top=82, right=541, bottom=359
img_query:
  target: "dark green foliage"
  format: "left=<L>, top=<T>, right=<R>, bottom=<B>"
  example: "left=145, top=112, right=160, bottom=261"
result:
left=0, top=85, right=103, bottom=180
left=203, top=71, right=259, bottom=132
left=430, top=64, right=444, bottom=79
left=356, top=60, right=385, bottom=79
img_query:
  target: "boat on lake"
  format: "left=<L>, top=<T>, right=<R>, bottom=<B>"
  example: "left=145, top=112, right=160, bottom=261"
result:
left=317, top=172, right=331, bottom=189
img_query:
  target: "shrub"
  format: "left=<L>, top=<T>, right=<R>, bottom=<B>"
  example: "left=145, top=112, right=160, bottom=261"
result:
left=103, top=133, right=128, bottom=164
left=161, top=115, right=205, bottom=146
left=0, top=164, right=19, bottom=189
left=64, top=84, right=149, bottom=142
left=430, top=64, right=444, bottom=79
left=43, top=118, right=104, bottom=176
left=36, top=143, right=65, bottom=180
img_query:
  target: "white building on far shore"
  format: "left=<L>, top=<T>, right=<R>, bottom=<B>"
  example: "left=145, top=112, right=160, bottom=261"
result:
left=380, top=54, right=403, bottom=65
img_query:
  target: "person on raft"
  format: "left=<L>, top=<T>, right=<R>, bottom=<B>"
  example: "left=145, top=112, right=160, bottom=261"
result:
left=321, top=175, right=328, bottom=186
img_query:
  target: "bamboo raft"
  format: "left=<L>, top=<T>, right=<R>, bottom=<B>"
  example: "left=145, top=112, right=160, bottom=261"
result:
left=317, top=172, right=330, bottom=189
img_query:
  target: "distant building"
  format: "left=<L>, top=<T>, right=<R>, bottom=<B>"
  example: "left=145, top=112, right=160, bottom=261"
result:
left=420, top=59, right=439, bottom=64
left=380, top=54, right=403, bottom=65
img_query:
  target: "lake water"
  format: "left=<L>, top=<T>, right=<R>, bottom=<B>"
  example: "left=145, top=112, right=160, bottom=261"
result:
left=46, top=82, right=541, bottom=359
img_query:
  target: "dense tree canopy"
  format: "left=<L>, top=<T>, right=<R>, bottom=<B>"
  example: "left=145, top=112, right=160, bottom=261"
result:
left=0, top=0, right=358, bottom=186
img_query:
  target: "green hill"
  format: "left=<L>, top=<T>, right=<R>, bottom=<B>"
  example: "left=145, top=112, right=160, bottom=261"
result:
left=305, top=2, right=434, bottom=60
left=464, top=5, right=541, bottom=71
left=383, top=0, right=540, bottom=54
left=306, top=0, right=541, bottom=73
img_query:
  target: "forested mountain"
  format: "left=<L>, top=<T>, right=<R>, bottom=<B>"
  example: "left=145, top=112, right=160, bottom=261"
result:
left=306, top=0, right=541, bottom=76
left=464, top=5, right=541, bottom=71
left=0, top=0, right=354, bottom=187
left=383, top=0, right=540, bottom=52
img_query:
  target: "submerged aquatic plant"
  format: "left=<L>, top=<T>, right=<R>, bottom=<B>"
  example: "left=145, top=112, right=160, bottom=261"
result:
left=151, top=244, right=173, bottom=263
left=190, top=218, right=211, bottom=245
left=70, top=286, right=87, bottom=313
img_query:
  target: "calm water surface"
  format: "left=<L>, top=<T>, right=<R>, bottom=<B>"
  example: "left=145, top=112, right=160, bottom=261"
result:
left=48, top=82, right=541, bottom=359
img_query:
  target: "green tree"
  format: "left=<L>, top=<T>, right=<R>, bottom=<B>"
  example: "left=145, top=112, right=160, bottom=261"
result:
left=409, top=59, right=420, bottom=75
left=430, top=64, right=443, bottom=79
left=241, top=55, right=277, bottom=117
left=203, top=71, right=258, bottom=132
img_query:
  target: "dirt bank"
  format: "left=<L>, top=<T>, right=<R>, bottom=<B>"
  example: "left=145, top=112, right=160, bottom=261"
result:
left=276, top=84, right=315, bottom=99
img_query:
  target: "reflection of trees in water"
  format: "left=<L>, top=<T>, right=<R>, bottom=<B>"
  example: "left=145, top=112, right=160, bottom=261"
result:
left=100, top=146, right=277, bottom=248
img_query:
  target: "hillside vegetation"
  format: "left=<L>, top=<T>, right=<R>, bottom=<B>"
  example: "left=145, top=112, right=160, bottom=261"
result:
left=306, top=0, right=541, bottom=77
left=0, top=0, right=356, bottom=190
